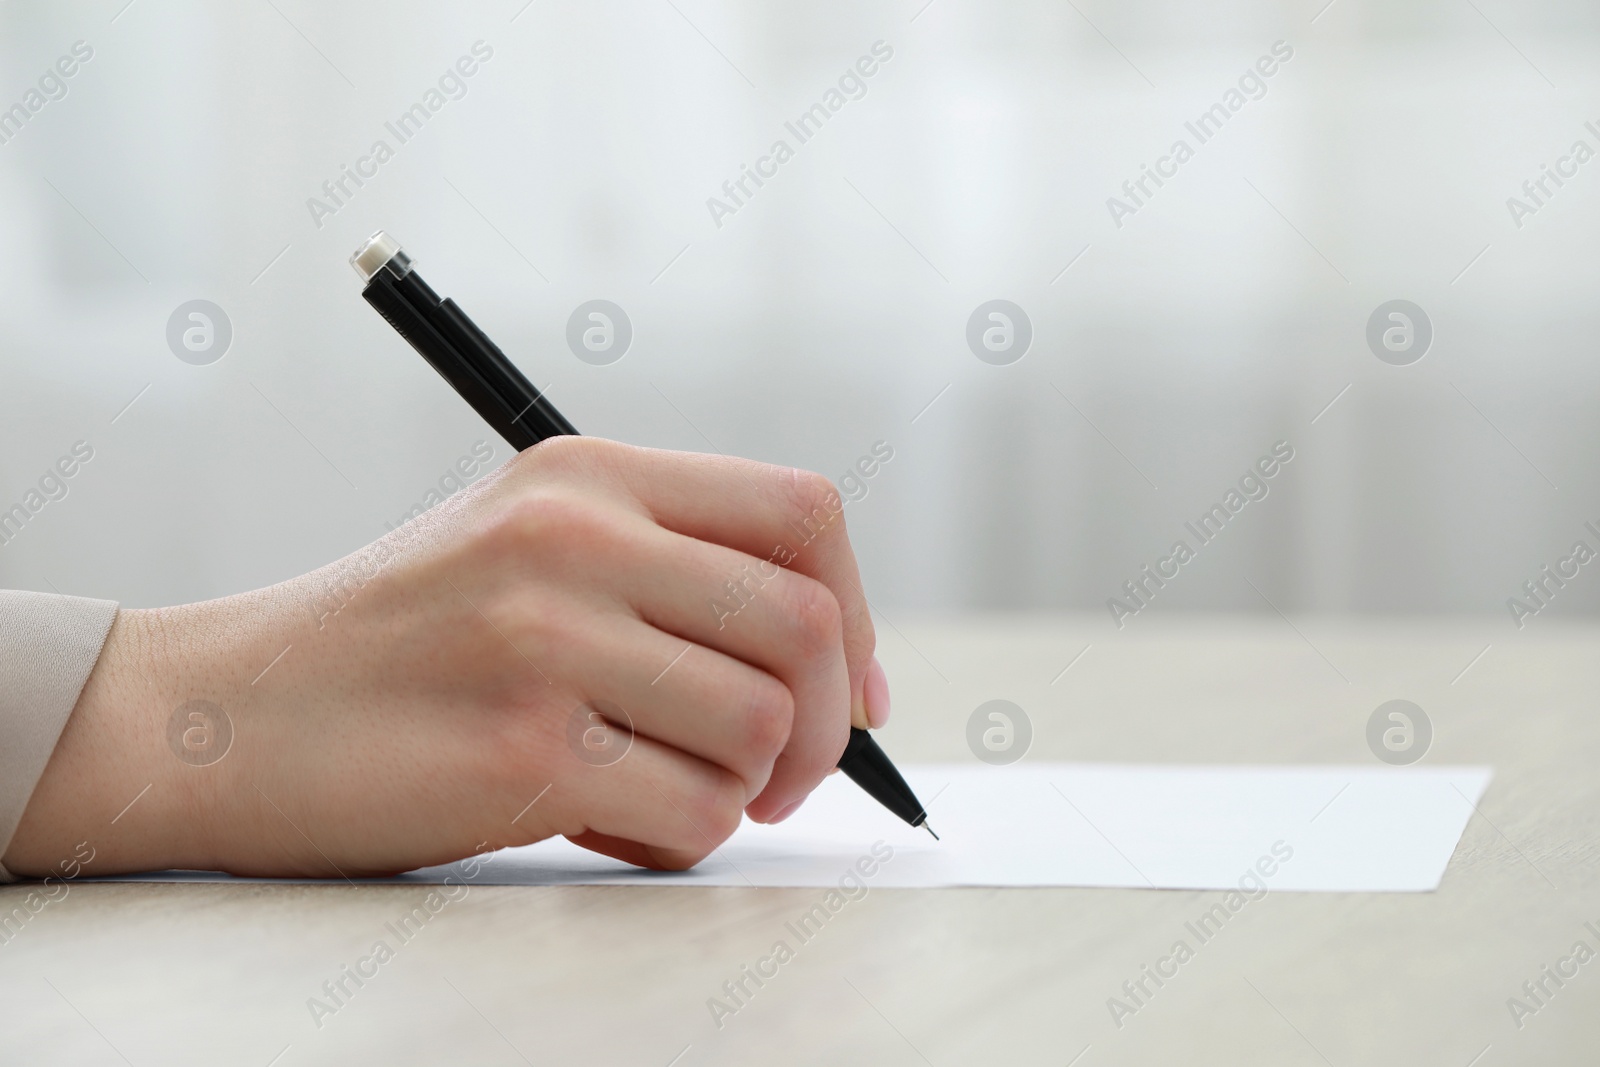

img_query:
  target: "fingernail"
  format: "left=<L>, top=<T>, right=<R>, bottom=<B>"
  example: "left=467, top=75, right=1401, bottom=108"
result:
left=772, top=799, right=803, bottom=823
left=864, top=655, right=891, bottom=728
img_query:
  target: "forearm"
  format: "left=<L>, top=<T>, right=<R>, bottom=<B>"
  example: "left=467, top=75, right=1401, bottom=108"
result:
left=3, top=595, right=279, bottom=877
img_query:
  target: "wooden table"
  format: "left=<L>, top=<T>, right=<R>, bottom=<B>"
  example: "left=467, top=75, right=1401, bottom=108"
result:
left=3, top=615, right=1596, bottom=1065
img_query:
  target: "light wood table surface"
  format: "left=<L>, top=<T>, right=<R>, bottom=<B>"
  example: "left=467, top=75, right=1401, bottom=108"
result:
left=3, top=614, right=1596, bottom=1066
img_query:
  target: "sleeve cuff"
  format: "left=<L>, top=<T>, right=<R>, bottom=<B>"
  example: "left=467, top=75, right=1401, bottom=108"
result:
left=0, top=590, right=119, bottom=882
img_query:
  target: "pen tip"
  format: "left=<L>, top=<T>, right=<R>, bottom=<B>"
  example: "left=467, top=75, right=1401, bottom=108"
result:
left=923, top=822, right=939, bottom=841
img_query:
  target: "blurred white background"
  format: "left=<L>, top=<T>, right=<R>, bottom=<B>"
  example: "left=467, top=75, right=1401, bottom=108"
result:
left=2, top=0, right=1597, bottom=625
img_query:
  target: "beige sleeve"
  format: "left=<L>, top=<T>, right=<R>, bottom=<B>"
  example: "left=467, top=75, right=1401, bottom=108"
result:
left=0, top=590, right=118, bottom=882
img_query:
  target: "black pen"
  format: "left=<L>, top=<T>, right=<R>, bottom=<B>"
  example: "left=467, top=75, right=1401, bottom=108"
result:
left=350, top=231, right=938, bottom=840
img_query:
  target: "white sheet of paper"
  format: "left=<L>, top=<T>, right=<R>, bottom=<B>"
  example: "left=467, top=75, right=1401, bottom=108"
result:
left=115, top=764, right=1492, bottom=892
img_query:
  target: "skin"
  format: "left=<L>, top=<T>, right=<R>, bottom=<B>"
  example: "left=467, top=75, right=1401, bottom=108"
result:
left=2, top=438, right=892, bottom=879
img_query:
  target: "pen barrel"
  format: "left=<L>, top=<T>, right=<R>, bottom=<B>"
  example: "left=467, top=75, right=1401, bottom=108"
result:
left=361, top=265, right=576, bottom=451
left=437, top=298, right=578, bottom=440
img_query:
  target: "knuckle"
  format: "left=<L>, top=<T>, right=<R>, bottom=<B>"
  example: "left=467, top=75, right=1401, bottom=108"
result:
left=516, top=433, right=617, bottom=475
left=685, top=769, right=745, bottom=844
left=489, top=489, right=617, bottom=559
left=786, top=579, right=845, bottom=657
left=739, top=675, right=795, bottom=763
left=780, top=467, right=844, bottom=527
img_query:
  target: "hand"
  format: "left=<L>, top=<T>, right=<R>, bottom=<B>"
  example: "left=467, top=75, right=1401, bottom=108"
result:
left=3, top=437, right=891, bottom=878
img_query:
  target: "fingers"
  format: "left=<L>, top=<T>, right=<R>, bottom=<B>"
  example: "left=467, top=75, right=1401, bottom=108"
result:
left=570, top=614, right=795, bottom=803
left=546, top=731, right=747, bottom=870
left=457, top=486, right=829, bottom=822
left=614, top=520, right=853, bottom=823
left=486, top=438, right=885, bottom=849
left=527, top=439, right=877, bottom=728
